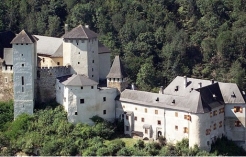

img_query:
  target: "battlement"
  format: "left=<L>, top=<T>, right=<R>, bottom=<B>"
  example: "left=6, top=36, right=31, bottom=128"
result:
left=38, top=66, right=71, bottom=78
left=2, top=65, right=13, bottom=73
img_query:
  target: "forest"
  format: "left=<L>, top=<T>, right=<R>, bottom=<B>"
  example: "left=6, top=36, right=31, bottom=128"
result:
left=0, top=100, right=246, bottom=156
left=0, top=0, right=246, bottom=91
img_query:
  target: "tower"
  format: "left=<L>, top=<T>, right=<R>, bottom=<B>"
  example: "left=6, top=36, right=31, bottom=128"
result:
left=11, top=30, right=38, bottom=118
left=107, top=55, right=128, bottom=92
left=63, top=25, right=99, bottom=82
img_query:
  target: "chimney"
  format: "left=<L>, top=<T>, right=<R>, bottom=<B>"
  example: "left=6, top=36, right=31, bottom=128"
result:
left=159, top=86, right=164, bottom=94
left=85, top=25, right=89, bottom=28
left=131, top=83, right=135, bottom=90
left=184, top=76, right=187, bottom=88
left=211, top=79, right=214, bottom=84
left=198, top=82, right=202, bottom=88
left=65, top=24, right=68, bottom=34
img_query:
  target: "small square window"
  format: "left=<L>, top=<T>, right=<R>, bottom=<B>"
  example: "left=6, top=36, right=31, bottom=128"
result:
left=22, top=87, right=24, bottom=92
left=155, top=110, right=158, bottom=114
left=103, top=97, right=106, bottom=101
left=134, top=116, right=137, bottom=121
left=175, top=112, right=178, bottom=117
left=92, top=68, right=94, bottom=71
left=78, top=52, right=80, bottom=54
left=57, top=62, right=60, bottom=65
left=92, top=75, right=94, bottom=77
left=80, top=99, right=84, bottom=104
left=78, top=62, right=80, bottom=64
left=81, top=86, right=83, bottom=89
left=135, top=107, right=137, bottom=110
left=26, top=43, right=28, bottom=45
left=21, top=54, right=23, bottom=56
left=145, top=108, right=147, bottom=113
left=175, top=125, right=178, bottom=130
left=157, top=120, right=161, bottom=125
left=103, top=110, right=106, bottom=114
left=141, top=118, right=144, bottom=122
left=4, top=77, right=8, bottom=83
left=183, top=127, right=188, bottom=133
left=75, top=112, right=77, bottom=115
left=22, top=64, right=24, bottom=67
left=92, top=60, right=94, bottom=63
left=76, top=43, right=78, bottom=45
left=91, top=86, right=94, bottom=89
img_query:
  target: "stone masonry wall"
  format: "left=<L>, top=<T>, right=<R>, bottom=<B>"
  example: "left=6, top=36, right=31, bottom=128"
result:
left=0, top=61, right=14, bottom=101
left=36, top=66, right=71, bottom=102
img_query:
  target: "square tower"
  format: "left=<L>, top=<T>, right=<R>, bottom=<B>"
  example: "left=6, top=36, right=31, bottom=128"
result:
left=63, top=25, right=99, bottom=82
left=11, top=30, right=38, bottom=118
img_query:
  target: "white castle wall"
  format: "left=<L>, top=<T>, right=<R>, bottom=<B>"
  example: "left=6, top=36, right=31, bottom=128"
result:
left=13, top=43, right=36, bottom=118
left=57, top=83, right=117, bottom=124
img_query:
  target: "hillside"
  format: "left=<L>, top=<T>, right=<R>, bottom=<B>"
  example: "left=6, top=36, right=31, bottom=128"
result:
left=1, top=0, right=246, bottom=91
left=0, top=101, right=246, bottom=156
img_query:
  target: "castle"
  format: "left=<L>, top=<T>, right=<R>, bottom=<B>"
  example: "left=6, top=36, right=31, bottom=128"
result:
left=0, top=25, right=246, bottom=151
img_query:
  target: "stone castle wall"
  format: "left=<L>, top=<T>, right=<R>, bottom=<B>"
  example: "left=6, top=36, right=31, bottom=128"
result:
left=0, top=61, right=14, bottom=101
left=36, top=66, right=71, bottom=102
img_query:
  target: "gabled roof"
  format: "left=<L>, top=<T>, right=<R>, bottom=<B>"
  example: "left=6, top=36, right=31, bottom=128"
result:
left=3, top=48, right=13, bottom=65
left=107, top=55, right=127, bottom=78
left=164, top=76, right=246, bottom=104
left=11, top=30, right=38, bottom=44
left=63, top=25, right=98, bottom=39
left=120, top=83, right=224, bottom=114
left=34, top=35, right=63, bottom=57
left=98, top=42, right=110, bottom=54
left=58, top=74, right=98, bottom=86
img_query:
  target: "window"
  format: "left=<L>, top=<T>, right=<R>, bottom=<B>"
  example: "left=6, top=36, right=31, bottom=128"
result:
left=206, top=129, right=211, bottom=135
left=175, top=125, right=178, bottom=130
left=21, top=54, right=23, bottom=56
left=219, top=107, right=224, bottom=114
left=92, top=75, right=94, bottom=77
left=103, top=110, right=106, bottom=114
left=207, top=141, right=210, bottom=146
left=235, top=120, right=242, bottom=127
left=4, top=77, right=8, bottom=83
left=42, top=58, right=45, bottom=62
left=22, top=87, right=24, bottom=92
left=219, top=121, right=223, bottom=128
left=135, top=107, right=137, bottom=110
left=81, top=87, right=83, bottom=89
left=22, top=63, right=24, bottom=67
left=103, top=97, right=106, bottom=101
left=78, top=62, right=80, bottom=64
left=80, top=99, right=84, bottom=104
left=121, top=114, right=124, bottom=119
left=141, top=118, right=144, bottom=122
left=175, top=112, right=178, bottom=117
left=76, top=42, right=78, bottom=45
left=21, top=76, right=24, bottom=85
left=126, top=115, right=128, bottom=120
left=213, top=110, right=217, bottom=116
left=75, top=112, right=77, bottom=115
left=184, top=115, right=191, bottom=121
left=78, top=52, right=80, bottom=54
left=234, top=106, right=243, bottom=113
left=145, top=128, right=148, bottom=134
left=134, top=116, right=137, bottom=121
left=213, top=123, right=216, bottom=130
left=123, top=105, right=125, bottom=108
left=155, top=110, right=158, bottom=114
left=92, top=60, right=94, bottom=63
left=210, top=112, right=213, bottom=117
left=183, top=127, right=189, bottom=133
left=92, top=68, right=94, bottom=71
left=91, top=86, right=94, bottom=89
left=57, top=62, right=60, bottom=65
left=92, top=51, right=94, bottom=53
left=145, top=108, right=147, bottom=113
left=126, top=126, right=129, bottom=131
left=157, top=120, right=161, bottom=125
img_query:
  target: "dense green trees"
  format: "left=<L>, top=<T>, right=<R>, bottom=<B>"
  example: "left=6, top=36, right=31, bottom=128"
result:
left=1, top=0, right=246, bottom=90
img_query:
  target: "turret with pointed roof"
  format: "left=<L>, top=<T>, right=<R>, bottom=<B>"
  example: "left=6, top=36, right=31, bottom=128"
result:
left=107, top=55, right=128, bottom=92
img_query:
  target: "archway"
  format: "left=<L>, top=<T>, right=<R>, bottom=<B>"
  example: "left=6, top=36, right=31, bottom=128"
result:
left=157, top=131, right=162, bottom=137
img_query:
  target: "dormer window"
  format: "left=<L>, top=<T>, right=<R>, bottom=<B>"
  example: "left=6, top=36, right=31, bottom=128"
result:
left=172, top=99, right=175, bottom=104
left=231, top=92, right=236, bottom=98
left=175, top=86, right=179, bottom=91
left=234, top=106, right=243, bottom=113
